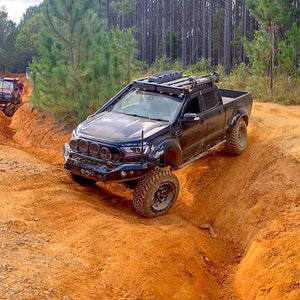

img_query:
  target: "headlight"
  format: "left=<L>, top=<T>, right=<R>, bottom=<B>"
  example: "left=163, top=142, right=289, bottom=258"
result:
left=78, top=139, right=89, bottom=154
left=121, top=144, right=150, bottom=157
left=89, top=143, right=100, bottom=157
left=100, top=147, right=111, bottom=160
left=69, top=139, right=78, bottom=151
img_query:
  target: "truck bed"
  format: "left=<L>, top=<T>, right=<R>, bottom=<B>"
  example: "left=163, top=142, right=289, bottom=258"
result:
left=219, top=88, right=253, bottom=127
left=219, top=88, right=250, bottom=105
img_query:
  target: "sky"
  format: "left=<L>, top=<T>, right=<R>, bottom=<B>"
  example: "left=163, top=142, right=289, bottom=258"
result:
left=0, top=0, right=43, bottom=24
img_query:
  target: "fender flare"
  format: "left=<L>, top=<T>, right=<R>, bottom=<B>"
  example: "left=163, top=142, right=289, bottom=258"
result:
left=151, top=139, right=182, bottom=170
left=230, top=109, right=249, bottom=127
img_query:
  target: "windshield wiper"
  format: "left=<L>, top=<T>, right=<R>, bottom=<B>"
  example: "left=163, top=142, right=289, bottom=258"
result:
left=150, top=118, right=168, bottom=122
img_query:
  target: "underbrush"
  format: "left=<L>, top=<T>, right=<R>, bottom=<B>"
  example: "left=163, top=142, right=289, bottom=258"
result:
left=147, top=58, right=300, bottom=106
left=217, top=64, right=300, bottom=105
left=28, top=59, right=299, bottom=125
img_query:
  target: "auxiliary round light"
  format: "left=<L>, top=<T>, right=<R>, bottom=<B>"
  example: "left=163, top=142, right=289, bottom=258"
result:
left=69, top=139, right=78, bottom=151
left=100, top=147, right=111, bottom=160
left=78, top=139, right=89, bottom=154
left=89, top=143, right=100, bottom=157
left=112, top=153, right=121, bottom=162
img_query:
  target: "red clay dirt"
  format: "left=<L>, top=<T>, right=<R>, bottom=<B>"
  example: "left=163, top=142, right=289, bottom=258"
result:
left=0, top=75, right=299, bottom=299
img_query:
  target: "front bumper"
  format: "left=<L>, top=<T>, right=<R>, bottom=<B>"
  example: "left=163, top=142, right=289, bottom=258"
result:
left=63, top=143, right=153, bottom=182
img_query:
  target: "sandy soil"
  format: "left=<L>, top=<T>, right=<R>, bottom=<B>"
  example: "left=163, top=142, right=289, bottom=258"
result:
left=0, top=76, right=299, bottom=299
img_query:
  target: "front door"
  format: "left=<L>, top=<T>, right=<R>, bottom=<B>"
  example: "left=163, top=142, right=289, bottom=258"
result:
left=178, top=93, right=207, bottom=160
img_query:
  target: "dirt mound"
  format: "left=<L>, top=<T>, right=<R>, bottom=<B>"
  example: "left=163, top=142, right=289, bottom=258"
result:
left=235, top=208, right=300, bottom=299
left=10, top=104, right=70, bottom=164
left=0, top=112, right=13, bottom=143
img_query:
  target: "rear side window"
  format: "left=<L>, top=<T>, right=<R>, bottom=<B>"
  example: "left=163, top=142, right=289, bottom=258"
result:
left=202, top=89, right=220, bottom=110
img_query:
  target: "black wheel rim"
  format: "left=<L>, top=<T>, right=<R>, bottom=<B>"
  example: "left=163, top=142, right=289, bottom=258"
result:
left=237, top=125, right=247, bottom=149
left=151, top=182, right=176, bottom=211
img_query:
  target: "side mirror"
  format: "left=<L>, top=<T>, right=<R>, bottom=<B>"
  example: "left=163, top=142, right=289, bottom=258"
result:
left=182, top=113, right=200, bottom=123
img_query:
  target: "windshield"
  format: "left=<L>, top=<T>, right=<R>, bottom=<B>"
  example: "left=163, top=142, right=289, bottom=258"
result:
left=0, top=81, right=13, bottom=90
left=110, top=89, right=182, bottom=122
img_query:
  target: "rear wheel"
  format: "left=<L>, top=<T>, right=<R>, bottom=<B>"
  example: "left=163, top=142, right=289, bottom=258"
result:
left=13, top=97, right=22, bottom=105
left=65, top=169, right=97, bottom=185
left=4, top=104, right=16, bottom=117
left=133, top=168, right=179, bottom=217
left=225, top=118, right=247, bottom=155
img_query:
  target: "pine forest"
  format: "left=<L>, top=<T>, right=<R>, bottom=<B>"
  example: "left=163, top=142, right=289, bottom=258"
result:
left=0, top=0, right=299, bottom=123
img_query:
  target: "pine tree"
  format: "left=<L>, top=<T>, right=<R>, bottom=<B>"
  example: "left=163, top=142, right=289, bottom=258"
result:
left=248, top=0, right=286, bottom=91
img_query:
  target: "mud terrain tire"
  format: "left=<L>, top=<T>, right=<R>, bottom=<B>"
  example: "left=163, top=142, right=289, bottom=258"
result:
left=123, top=180, right=138, bottom=189
left=225, top=118, right=247, bottom=155
left=65, top=170, right=97, bottom=185
left=4, top=104, right=16, bottom=117
left=133, top=168, right=179, bottom=217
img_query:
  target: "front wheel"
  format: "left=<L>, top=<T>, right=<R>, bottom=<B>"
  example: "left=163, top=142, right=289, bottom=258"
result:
left=133, top=168, right=179, bottom=217
left=225, top=118, right=247, bottom=155
left=65, top=169, right=97, bottom=185
left=4, top=104, right=16, bottom=117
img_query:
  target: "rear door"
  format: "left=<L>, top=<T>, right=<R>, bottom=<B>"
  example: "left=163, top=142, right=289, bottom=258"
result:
left=200, top=87, right=225, bottom=144
left=178, top=92, right=206, bottom=160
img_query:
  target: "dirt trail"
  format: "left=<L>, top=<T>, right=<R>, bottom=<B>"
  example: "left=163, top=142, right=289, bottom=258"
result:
left=0, top=76, right=299, bottom=299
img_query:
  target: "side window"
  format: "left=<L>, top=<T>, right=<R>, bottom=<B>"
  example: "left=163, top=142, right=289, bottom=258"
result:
left=202, top=89, right=220, bottom=110
left=184, top=96, right=200, bottom=114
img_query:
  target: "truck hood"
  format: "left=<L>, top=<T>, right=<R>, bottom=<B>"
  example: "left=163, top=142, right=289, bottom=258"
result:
left=76, top=111, right=169, bottom=143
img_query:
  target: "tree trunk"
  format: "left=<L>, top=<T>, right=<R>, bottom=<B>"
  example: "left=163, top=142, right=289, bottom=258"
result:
left=69, top=21, right=74, bottom=66
left=141, top=0, right=147, bottom=62
left=207, top=0, right=212, bottom=61
left=170, top=0, right=173, bottom=61
left=249, top=15, right=255, bottom=41
left=106, top=0, right=110, bottom=32
left=162, top=0, right=167, bottom=57
left=191, top=0, right=196, bottom=63
left=156, top=0, right=159, bottom=58
left=270, top=21, right=275, bottom=92
left=195, top=0, right=199, bottom=61
left=218, top=1, right=221, bottom=64
left=224, top=0, right=232, bottom=74
left=233, top=0, right=238, bottom=62
left=241, top=0, right=247, bottom=63
left=202, top=0, right=206, bottom=59
left=182, top=0, right=187, bottom=67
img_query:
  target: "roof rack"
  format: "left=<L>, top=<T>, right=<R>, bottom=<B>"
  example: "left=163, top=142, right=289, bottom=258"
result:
left=133, top=71, right=219, bottom=95
left=0, top=77, right=19, bottom=81
left=148, top=70, right=183, bottom=83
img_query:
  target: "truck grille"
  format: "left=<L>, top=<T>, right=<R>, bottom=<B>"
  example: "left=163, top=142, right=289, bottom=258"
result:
left=70, top=139, right=122, bottom=162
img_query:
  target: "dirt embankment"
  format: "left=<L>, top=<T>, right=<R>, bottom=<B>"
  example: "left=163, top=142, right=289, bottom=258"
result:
left=0, top=77, right=299, bottom=299
left=0, top=113, right=12, bottom=143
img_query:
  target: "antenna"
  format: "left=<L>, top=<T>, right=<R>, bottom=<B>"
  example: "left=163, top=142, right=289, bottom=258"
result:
left=141, top=130, right=144, bottom=164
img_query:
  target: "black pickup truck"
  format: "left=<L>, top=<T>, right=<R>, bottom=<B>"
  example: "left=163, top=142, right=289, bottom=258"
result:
left=64, top=71, right=252, bottom=217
